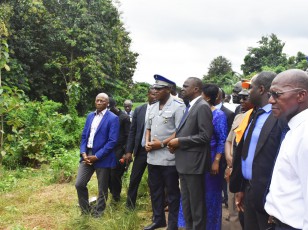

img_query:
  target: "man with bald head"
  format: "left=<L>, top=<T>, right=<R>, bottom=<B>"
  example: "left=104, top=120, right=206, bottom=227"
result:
left=75, top=93, right=120, bottom=218
left=265, top=69, right=308, bottom=230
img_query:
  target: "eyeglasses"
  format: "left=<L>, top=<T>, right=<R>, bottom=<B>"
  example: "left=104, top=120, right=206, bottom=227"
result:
left=269, top=88, right=304, bottom=99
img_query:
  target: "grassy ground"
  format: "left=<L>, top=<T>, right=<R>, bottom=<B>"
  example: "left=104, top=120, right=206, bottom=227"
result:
left=0, top=164, right=153, bottom=230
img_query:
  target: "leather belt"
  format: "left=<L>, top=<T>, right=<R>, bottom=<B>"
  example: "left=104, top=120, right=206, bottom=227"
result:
left=268, top=216, right=294, bottom=228
left=87, top=148, right=93, bottom=156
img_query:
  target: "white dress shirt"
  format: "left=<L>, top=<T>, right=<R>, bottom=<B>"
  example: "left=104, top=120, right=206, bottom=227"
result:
left=87, top=109, right=106, bottom=148
left=265, top=108, right=308, bottom=229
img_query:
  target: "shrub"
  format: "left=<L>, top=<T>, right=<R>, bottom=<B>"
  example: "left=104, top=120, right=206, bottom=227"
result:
left=1, top=87, right=83, bottom=168
left=49, top=149, right=79, bottom=183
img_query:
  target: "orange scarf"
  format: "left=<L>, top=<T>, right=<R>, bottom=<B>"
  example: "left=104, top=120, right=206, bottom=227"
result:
left=234, top=109, right=253, bottom=143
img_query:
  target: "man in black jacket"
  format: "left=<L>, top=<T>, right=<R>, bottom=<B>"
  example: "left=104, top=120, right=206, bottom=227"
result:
left=230, top=72, right=286, bottom=230
left=108, top=98, right=131, bottom=202
left=125, top=87, right=156, bottom=209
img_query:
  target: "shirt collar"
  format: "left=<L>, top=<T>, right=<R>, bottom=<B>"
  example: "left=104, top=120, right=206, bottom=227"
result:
left=95, top=108, right=107, bottom=116
left=189, top=95, right=201, bottom=108
left=261, top=103, right=272, bottom=113
left=288, top=108, right=308, bottom=131
left=215, top=102, right=223, bottom=110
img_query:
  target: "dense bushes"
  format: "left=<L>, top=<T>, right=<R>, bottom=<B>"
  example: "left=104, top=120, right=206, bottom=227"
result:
left=1, top=86, right=83, bottom=168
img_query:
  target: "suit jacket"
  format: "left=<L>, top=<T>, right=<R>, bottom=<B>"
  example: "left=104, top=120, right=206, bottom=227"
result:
left=221, top=104, right=235, bottom=134
left=175, top=97, right=213, bottom=174
left=230, top=112, right=286, bottom=213
left=80, top=110, right=120, bottom=168
left=125, top=104, right=147, bottom=156
left=114, top=110, right=131, bottom=160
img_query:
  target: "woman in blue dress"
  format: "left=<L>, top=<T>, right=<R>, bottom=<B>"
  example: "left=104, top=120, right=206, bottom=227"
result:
left=178, top=83, right=227, bottom=229
left=202, top=83, right=228, bottom=230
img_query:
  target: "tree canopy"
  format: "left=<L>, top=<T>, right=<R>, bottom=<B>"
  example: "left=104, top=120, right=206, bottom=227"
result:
left=1, top=0, right=138, bottom=115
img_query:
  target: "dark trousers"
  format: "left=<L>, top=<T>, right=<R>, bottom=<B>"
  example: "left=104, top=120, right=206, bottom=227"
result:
left=274, top=225, right=301, bottom=230
left=109, top=146, right=126, bottom=201
left=75, top=162, right=110, bottom=215
left=109, top=163, right=125, bottom=201
left=148, top=164, right=180, bottom=230
left=126, top=147, right=148, bottom=208
left=244, top=183, right=270, bottom=230
left=221, top=158, right=228, bottom=203
left=179, top=173, right=206, bottom=230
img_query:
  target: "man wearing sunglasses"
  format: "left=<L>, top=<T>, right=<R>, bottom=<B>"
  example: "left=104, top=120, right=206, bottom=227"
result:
left=265, top=69, right=308, bottom=230
left=230, top=71, right=287, bottom=230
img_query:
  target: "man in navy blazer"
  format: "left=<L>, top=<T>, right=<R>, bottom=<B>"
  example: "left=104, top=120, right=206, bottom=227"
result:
left=75, top=93, right=120, bottom=218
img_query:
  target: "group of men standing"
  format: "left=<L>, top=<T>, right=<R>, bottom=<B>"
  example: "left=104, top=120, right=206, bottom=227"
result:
left=74, top=69, right=308, bottom=230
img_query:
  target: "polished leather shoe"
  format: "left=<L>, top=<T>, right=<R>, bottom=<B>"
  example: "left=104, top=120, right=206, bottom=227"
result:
left=143, top=222, right=167, bottom=230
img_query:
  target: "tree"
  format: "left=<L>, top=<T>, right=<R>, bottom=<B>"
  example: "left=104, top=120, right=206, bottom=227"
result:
left=0, top=2, right=11, bottom=163
left=203, top=56, right=237, bottom=90
left=206, top=56, right=233, bottom=78
left=241, top=34, right=288, bottom=75
left=2, top=0, right=138, bottom=115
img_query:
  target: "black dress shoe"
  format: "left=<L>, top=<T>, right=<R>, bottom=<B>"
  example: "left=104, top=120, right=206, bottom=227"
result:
left=143, top=222, right=167, bottom=230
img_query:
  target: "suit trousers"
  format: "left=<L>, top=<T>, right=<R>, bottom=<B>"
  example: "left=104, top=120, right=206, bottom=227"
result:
left=75, top=162, right=110, bottom=215
left=179, top=173, right=206, bottom=230
left=126, top=147, right=148, bottom=209
left=109, top=163, right=125, bottom=201
left=148, top=164, right=180, bottom=230
left=109, top=146, right=126, bottom=201
left=244, top=183, right=270, bottom=230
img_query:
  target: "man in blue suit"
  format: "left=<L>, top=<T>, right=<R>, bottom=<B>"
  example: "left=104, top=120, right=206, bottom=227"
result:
left=75, top=93, right=120, bottom=218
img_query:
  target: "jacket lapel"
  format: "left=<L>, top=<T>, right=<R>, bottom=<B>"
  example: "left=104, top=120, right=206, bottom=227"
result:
left=254, top=113, right=276, bottom=158
left=177, top=97, right=202, bottom=131
left=95, top=110, right=109, bottom=135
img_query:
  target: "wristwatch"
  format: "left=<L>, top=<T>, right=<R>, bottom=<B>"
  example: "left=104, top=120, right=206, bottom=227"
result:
left=161, top=141, right=165, bottom=148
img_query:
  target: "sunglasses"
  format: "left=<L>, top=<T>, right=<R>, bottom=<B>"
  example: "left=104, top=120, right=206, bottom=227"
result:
left=268, top=88, right=304, bottom=99
left=239, top=95, right=249, bottom=101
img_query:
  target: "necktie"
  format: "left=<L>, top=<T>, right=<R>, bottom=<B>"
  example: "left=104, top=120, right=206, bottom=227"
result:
left=178, top=103, right=191, bottom=128
left=263, top=124, right=290, bottom=205
left=242, top=109, right=265, bottom=160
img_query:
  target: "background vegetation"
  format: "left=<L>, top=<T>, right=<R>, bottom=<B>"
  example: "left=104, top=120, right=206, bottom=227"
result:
left=0, top=0, right=308, bottom=229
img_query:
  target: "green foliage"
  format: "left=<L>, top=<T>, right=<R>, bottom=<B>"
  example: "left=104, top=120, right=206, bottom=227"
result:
left=1, top=86, right=82, bottom=167
left=206, top=56, right=233, bottom=79
left=131, top=82, right=151, bottom=103
left=203, top=56, right=240, bottom=90
left=241, top=34, right=288, bottom=75
left=2, top=0, right=138, bottom=115
left=49, top=149, right=79, bottom=183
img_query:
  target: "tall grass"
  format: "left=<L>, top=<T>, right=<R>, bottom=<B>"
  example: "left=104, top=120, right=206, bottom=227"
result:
left=0, top=159, right=153, bottom=230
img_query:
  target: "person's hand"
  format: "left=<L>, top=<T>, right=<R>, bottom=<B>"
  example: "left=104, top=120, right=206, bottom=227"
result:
left=125, top=152, right=133, bottom=165
left=82, top=153, right=91, bottom=164
left=145, top=141, right=152, bottom=152
left=167, top=138, right=179, bottom=153
left=211, top=160, right=220, bottom=175
left=87, top=155, right=98, bottom=164
left=148, top=138, right=163, bottom=150
left=235, top=192, right=245, bottom=212
left=224, top=166, right=232, bottom=182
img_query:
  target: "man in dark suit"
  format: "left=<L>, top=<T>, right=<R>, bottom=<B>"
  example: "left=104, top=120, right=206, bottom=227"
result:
left=75, top=93, right=120, bottom=218
left=168, top=77, right=213, bottom=230
left=125, top=87, right=156, bottom=209
left=229, top=72, right=286, bottom=230
left=108, top=98, right=131, bottom=202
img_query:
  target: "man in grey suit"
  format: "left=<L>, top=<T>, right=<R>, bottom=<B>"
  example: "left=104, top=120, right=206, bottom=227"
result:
left=168, top=77, right=213, bottom=230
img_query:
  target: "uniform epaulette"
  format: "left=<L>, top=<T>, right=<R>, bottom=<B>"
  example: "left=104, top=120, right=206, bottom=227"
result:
left=173, top=98, right=184, bottom=104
